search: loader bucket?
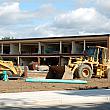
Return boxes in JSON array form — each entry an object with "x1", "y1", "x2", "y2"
[
  {"x1": 62, "y1": 65, "x2": 73, "y2": 79},
  {"x1": 46, "y1": 66, "x2": 65, "y2": 79},
  {"x1": 46, "y1": 66, "x2": 73, "y2": 79}
]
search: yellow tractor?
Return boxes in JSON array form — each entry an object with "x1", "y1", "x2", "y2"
[
  {"x1": 0, "y1": 60, "x2": 24, "y2": 78},
  {"x1": 46, "y1": 46, "x2": 110, "y2": 80}
]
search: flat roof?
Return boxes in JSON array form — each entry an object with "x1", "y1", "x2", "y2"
[{"x1": 0, "y1": 34, "x2": 109, "y2": 44}]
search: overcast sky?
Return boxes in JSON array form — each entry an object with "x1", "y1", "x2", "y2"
[{"x1": 0, "y1": 0, "x2": 110, "y2": 39}]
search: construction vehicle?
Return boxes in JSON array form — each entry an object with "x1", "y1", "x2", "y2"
[
  {"x1": 28, "y1": 61, "x2": 49, "y2": 71},
  {"x1": 0, "y1": 60, "x2": 24, "y2": 78},
  {"x1": 46, "y1": 46, "x2": 110, "y2": 80}
]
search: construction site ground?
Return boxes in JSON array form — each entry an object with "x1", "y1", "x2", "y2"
[{"x1": 0, "y1": 72, "x2": 110, "y2": 93}]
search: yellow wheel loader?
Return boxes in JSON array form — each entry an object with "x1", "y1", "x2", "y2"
[
  {"x1": 0, "y1": 60, "x2": 24, "y2": 78},
  {"x1": 46, "y1": 46, "x2": 110, "y2": 80}
]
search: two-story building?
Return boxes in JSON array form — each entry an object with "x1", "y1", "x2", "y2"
[{"x1": 0, "y1": 34, "x2": 109, "y2": 66}]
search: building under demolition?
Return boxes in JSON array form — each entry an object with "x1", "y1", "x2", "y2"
[{"x1": 0, "y1": 34, "x2": 110, "y2": 66}]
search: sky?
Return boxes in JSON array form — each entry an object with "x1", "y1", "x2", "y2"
[{"x1": 0, "y1": 0, "x2": 110, "y2": 39}]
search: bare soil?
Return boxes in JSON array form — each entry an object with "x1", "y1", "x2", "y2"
[{"x1": 0, "y1": 73, "x2": 110, "y2": 93}]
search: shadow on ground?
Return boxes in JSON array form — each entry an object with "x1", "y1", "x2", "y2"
[
  {"x1": 0, "y1": 102, "x2": 110, "y2": 110},
  {"x1": 0, "y1": 89, "x2": 110, "y2": 109},
  {"x1": 56, "y1": 89, "x2": 110, "y2": 97}
]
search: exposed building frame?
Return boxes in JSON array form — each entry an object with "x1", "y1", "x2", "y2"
[{"x1": 0, "y1": 34, "x2": 109, "y2": 66}]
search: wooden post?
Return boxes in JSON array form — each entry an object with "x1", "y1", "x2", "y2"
[
  {"x1": 19, "y1": 43, "x2": 21, "y2": 54},
  {"x1": 17, "y1": 56, "x2": 20, "y2": 66},
  {"x1": 59, "y1": 41, "x2": 62, "y2": 54},
  {"x1": 59, "y1": 57, "x2": 61, "y2": 66},
  {"x1": 38, "y1": 42, "x2": 41, "y2": 54},
  {"x1": 1, "y1": 43, "x2": 3, "y2": 54},
  {"x1": 83, "y1": 40, "x2": 86, "y2": 51},
  {"x1": 10, "y1": 44, "x2": 12, "y2": 54},
  {"x1": 38, "y1": 57, "x2": 40, "y2": 65},
  {"x1": 24, "y1": 66, "x2": 28, "y2": 78},
  {"x1": 71, "y1": 41, "x2": 76, "y2": 54}
]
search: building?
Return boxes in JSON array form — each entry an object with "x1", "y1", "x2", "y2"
[{"x1": 0, "y1": 34, "x2": 110, "y2": 66}]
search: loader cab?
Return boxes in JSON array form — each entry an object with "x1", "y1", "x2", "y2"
[
  {"x1": 86, "y1": 46, "x2": 108, "y2": 64},
  {"x1": 86, "y1": 46, "x2": 98, "y2": 62},
  {"x1": 98, "y1": 47, "x2": 108, "y2": 64}
]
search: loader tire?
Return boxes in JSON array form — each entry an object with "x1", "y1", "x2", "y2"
[
  {"x1": 7, "y1": 71, "x2": 13, "y2": 77},
  {"x1": 78, "y1": 64, "x2": 93, "y2": 80}
]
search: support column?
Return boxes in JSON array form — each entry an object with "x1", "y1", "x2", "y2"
[
  {"x1": 38, "y1": 57, "x2": 40, "y2": 65},
  {"x1": 83, "y1": 40, "x2": 86, "y2": 51},
  {"x1": 59, "y1": 41, "x2": 62, "y2": 54},
  {"x1": 19, "y1": 43, "x2": 21, "y2": 54},
  {"x1": 107, "y1": 36, "x2": 110, "y2": 62},
  {"x1": 38, "y1": 42, "x2": 41, "y2": 54},
  {"x1": 71, "y1": 41, "x2": 76, "y2": 54},
  {"x1": 60, "y1": 57, "x2": 65, "y2": 66},
  {"x1": 1, "y1": 43, "x2": 3, "y2": 54},
  {"x1": 10, "y1": 44, "x2": 12, "y2": 54},
  {"x1": 59, "y1": 57, "x2": 61, "y2": 66},
  {"x1": 17, "y1": 56, "x2": 20, "y2": 66}
]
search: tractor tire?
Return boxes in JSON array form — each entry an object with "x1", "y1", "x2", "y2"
[{"x1": 78, "y1": 64, "x2": 93, "y2": 80}]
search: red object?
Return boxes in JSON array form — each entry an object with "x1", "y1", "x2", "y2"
[{"x1": 24, "y1": 66, "x2": 28, "y2": 78}]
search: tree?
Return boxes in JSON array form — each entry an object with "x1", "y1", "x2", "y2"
[{"x1": 2, "y1": 36, "x2": 15, "y2": 40}]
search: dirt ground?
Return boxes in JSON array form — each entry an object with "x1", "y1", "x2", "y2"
[{"x1": 0, "y1": 73, "x2": 110, "y2": 93}]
